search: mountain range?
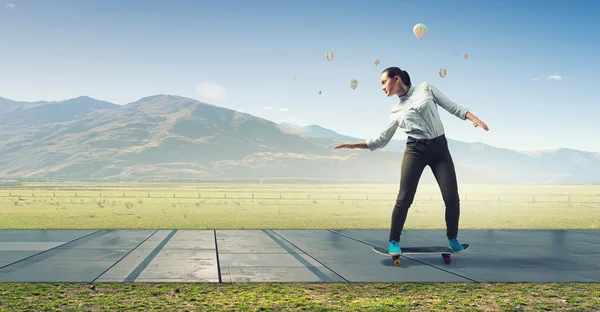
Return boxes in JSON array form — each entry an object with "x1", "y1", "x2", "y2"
[{"x1": 1, "y1": 95, "x2": 599, "y2": 184}]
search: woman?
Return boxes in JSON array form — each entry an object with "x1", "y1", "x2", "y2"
[{"x1": 334, "y1": 67, "x2": 489, "y2": 255}]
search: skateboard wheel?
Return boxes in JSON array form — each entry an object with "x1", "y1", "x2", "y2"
[
  {"x1": 441, "y1": 254, "x2": 451, "y2": 264},
  {"x1": 393, "y1": 258, "x2": 401, "y2": 266}
]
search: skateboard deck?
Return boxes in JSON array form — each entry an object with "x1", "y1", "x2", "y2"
[{"x1": 372, "y1": 244, "x2": 469, "y2": 266}]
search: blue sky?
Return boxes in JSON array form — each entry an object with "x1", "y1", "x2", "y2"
[{"x1": 1, "y1": 0, "x2": 599, "y2": 152}]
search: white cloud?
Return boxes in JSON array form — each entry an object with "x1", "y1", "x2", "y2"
[
  {"x1": 533, "y1": 75, "x2": 563, "y2": 81},
  {"x1": 196, "y1": 82, "x2": 226, "y2": 100},
  {"x1": 235, "y1": 108, "x2": 246, "y2": 113},
  {"x1": 263, "y1": 106, "x2": 288, "y2": 111},
  {"x1": 5, "y1": 2, "x2": 15, "y2": 8}
]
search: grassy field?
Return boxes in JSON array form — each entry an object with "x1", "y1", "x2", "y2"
[
  {"x1": 0, "y1": 282, "x2": 599, "y2": 311},
  {"x1": 1, "y1": 183, "x2": 599, "y2": 229}
]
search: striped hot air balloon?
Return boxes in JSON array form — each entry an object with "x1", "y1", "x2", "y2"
[
  {"x1": 413, "y1": 23, "x2": 427, "y2": 40},
  {"x1": 438, "y1": 68, "x2": 447, "y2": 78},
  {"x1": 349, "y1": 79, "x2": 358, "y2": 90},
  {"x1": 325, "y1": 52, "x2": 333, "y2": 61}
]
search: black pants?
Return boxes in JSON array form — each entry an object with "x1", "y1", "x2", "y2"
[{"x1": 389, "y1": 134, "x2": 460, "y2": 242}]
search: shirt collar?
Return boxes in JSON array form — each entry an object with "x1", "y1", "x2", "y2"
[{"x1": 398, "y1": 86, "x2": 414, "y2": 101}]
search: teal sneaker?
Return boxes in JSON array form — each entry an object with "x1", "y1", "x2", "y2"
[
  {"x1": 388, "y1": 240, "x2": 401, "y2": 255},
  {"x1": 448, "y1": 237, "x2": 465, "y2": 252}
]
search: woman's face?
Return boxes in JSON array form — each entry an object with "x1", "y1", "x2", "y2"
[{"x1": 380, "y1": 72, "x2": 401, "y2": 97}]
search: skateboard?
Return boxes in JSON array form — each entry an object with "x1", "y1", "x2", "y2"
[{"x1": 372, "y1": 244, "x2": 469, "y2": 266}]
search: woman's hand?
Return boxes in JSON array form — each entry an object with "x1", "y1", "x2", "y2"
[
  {"x1": 466, "y1": 112, "x2": 489, "y2": 131},
  {"x1": 472, "y1": 118, "x2": 489, "y2": 131}
]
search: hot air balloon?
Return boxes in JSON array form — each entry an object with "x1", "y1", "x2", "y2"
[
  {"x1": 463, "y1": 54, "x2": 468, "y2": 60},
  {"x1": 292, "y1": 75, "x2": 296, "y2": 80},
  {"x1": 413, "y1": 23, "x2": 427, "y2": 40},
  {"x1": 373, "y1": 58, "x2": 380, "y2": 66},
  {"x1": 318, "y1": 90, "x2": 322, "y2": 95},
  {"x1": 438, "y1": 68, "x2": 447, "y2": 78},
  {"x1": 325, "y1": 52, "x2": 333, "y2": 61},
  {"x1": 349, "y1": 79, "x2": 358, "y2": 90}
]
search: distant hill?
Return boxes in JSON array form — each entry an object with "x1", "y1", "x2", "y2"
[
  {"x1": 0, "y1": 94, "x2": 598, "y2": 184},
  {"x1": 0, "y1": 96, "x2": 119, "y2": 126}
]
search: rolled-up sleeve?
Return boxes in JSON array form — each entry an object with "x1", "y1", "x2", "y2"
[
  {"x1": 366, "y1": 118, "x2": 398, "y2": 151},
  {"x1": 427, "y1": 83, "x2": 469, "y2": 120}
]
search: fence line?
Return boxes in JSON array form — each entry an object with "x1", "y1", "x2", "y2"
[
  {"x1": 2, "y1": 189, "x2": 599, "y2": 197},
  {"x1": 2, "y1": 191, "x2": 600, "y2": 204}
]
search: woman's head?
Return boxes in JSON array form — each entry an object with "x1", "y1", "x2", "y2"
[{"x1": 380, "y1": 67, "x2": 411, "y2": 97}]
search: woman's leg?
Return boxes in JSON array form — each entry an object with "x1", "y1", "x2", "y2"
[
  {"x1": 428, "y1": 137, "x2": 464, "y2": 250},
  {"x1": 389, "y1": 143, "x2": 428, "y2": 245}
]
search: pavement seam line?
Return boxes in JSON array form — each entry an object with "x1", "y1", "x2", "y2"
[
  {"x1": 214, "y1": 230, "x2": 222, "y2": 283},
  {"x1": 123, "y1": 230, "x2": 177, "y2": 282},
  {"x1": 327, "y1": 230, "x2": 479, "y2": 283},
  {"x1": 270, "y1": 230, "x2": 349, "y2": 283},
  {"x1": 91, "y1": 230, "x2": 159, "y2": 283},
  {"x1": 262, "y1": 230, "x2": 336, "y2": 282},
  {"x1": 0, "y1": 230, "x2": 108, "y2": 270}
]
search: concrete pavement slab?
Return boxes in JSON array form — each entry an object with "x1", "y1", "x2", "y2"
[
  {"x1": 216, "y1": 230, "x2": 345, "y2": 282},
  {"x1": 128, "y1": 230, "x2": 219, "y2": 282},
  {"x1": 0, "y1": 230, "x2": 599, "y2": 283}
]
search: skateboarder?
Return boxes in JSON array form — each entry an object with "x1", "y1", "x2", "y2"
[{"x1": 334, "y1": 67, "x2": 489, "y2": 255}]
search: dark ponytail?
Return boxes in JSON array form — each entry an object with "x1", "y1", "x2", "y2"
[
  {"x1": 400, "y1": 70, "x2": 411, "y2": 87},
  {"x1": 382, "y1": 67, "x2": 412, "y2": 87}
]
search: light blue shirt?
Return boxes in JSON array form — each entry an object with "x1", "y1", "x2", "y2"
[{"x1": 366, "y1": 82, "x2": 470, "y2": 151}]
